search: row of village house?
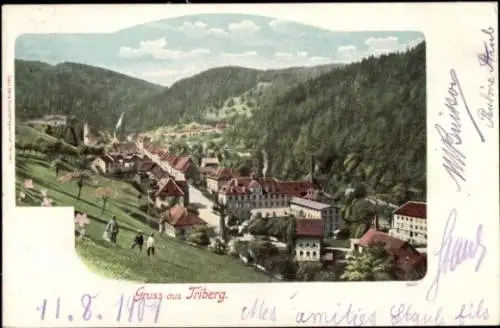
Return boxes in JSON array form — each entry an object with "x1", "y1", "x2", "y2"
[{"x1": 90, "y1": 140, "x2": 427, "y2": 271}]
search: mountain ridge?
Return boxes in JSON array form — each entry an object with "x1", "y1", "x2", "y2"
[{"x1": 15, "y1": 59, "x2": 341, "y2": 131}]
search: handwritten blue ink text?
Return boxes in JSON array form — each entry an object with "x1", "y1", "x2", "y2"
[
  {"x1": 390, "y1": 303, "x2": 445, "y2": 326},
  {"x1": 455, "y1": 298, "x2": 489, "y2": 325},
  {"x1": 477, "y1": 27, "x2": 496, "y2": 129},
  {"x1": 295, "y1": 303, "x2": 377, "y2": 326},
  {"x1": 241, "y1": 298, "x2": 276, "y2": 321},
  {"x1": 426, "y1": 209, "x2": 487, "y2": 301}
]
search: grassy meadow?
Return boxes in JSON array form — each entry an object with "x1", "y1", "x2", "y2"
[{"x1": 15, "y1": 126, "x2": 274, "y2": 283}]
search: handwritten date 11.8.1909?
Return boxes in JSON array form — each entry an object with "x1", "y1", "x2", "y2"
[{"x1": 36, "y1": 293, "x2": 162, "y2": 323}]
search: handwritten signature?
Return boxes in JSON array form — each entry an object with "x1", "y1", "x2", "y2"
[
  {"x1": 390, "y1": 304, "x2": 445, "y2": 326},
  {"x1": 435, "y1": 70, "x2": 467, "y2": 192},
  {"x1": 426, "y1": 209, "x2": 487, "y2": 301},
  {"x1": 477, "y1": 27, "x2": 496, "y2": 129},
  {"x1": 478, "y1": 27, "x2": 496, "y2": 73},
  {"x1": 435, "y1": 69, "x2": 488, "y2": 192}
]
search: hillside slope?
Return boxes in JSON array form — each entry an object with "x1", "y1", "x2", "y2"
[
  {"x1": 226, "y1": 43, "x2": 427, "y2": 204},
  {"x1": 15, "y1": 154, "x2": 274, "y2": 283},
  {"x1": 15, "y1": 60, "x2": 340, "y2": 132},
  {"x1": 15, "y1": 60, "x2": 165, "y2": 131},
  {"x1": 126, "y1": 63, "x2": 342, "y2": 129}
]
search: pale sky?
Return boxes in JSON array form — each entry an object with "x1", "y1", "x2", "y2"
[{"x1": 12, "y1": 7, "x2": 424, "y2": 86}]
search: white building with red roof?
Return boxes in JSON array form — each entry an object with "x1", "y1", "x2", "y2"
[
  {"x1": 294, "y1": 219, "x2": 324, "y2": 262},
  {"x1": 352, "y1": 227, "x2": 427, "y2": 279},
  {"x1": 218, "y1": 173, "x2": 322, "y2": 211},
  {"x1": 154, "y1": 178, "x2": 187, "y2": 209},
  {"x1": 289, "y1": 197, "x2": 342, "y2": 239},
  {"x1": 162, "y1": 204, "x2": 208, "y2": 238},
  {"x1": 389, "y1": 201, "x2": 427, "y2": 245},
  {"x1": 206, "y1": 167, "x2": 239, "y2": 194}
]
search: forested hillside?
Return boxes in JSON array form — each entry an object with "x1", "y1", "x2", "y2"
[
  {"x1": 15, "y1": 60, "x2": 165, "y2": 130},
  {"x1": 225, "y1": 43, "x2": 427, "y2": 205},
  {"x1": 128, "y1": 64, "x2": 341, "y2": 129},
  {"x1": 15, "y1": 60, "x2": 340, "y2": 132}
]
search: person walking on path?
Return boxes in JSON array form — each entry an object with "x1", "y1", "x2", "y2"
[
  {"x1": 106, "y1": 216, "x2": 120, "y2": 244},
  {"x1": 146, "y1": 233, "x2": 156, "y2": 257},
  {"x1": 131, "y1": 230, "x2": 144, "y2": 252}
]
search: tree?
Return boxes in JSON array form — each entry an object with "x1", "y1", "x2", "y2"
[
  {"x1": 51, "y1": 157, "x2": 64, "y2": 176},
  {"x1": 296, "y1": 262, "x2": 323, "y2": 281},
  {"x1": 341, "y1": 245, "x2": 395, "y2": 281},
  {"x1": 45, "y1": 124, "x2": 53, "y2": 136},
  {"x1": 209, "y1": 237, "x2": 227, "y2": 255},
  {"x1": 58, "y1": 170, "x2": 93, "y2": 201},
  {"x1": 316, "y1": 270, "x2": 338, "y2": 281},
  {"x1": 247, "y1": 217, "x2": 267, "y2": 235},
  {"x1": 95, "y1": 187, "x2": 116, "y2": 214},
  {"x1": 285, "y1": 216, "x2": 297, "y2": 254},
  {"x1": 66, "y1": 115, "x2": 80, "y2": 146},
  {"x1": 249, "y1": 241, "x2": 279, "y2": 265},
  {"x1": 189, "y1": 143, "x2": 204, "y2": 166},
  {"x1": 351, "y1": 199, "x2": 378, "y2": 223},
  {"x1": 187, "y1": 225, "x2": 216, "y2": 246},
  {"x1": 275, "y1": 256, "x2": 297, "y2": 280},
  {"x1": 212, "y1": 195, "x2": 228, "y2": 242},
  {"x1": 228, "y1": 239, "x2": 250, "y2": 257}
]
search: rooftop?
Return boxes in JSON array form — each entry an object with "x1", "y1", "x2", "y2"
[
  {"x1": 155, "y1": 178, "x2": 185, "y2": 198},
  {"x1": 357, "y1": 229, "x2": 407, "y2": 249},
  {"x1": 394, "y1": 201, "x2": 427, "y2": 219},
  {"x1": 166, "y1": 205, "x2": 208, "y2": 227},
  {"x1": 201, "y1": 157, "x2": 220, "y2": 164},
  {"x1": 296, "y1": 219, "x2": 324, "y2": 237},
  {"x1": 290, "y1": 197, "x2": 331, "y2": 210},
  {"x1": 208, "y1": 167, "x2": 239, "y2": 180}
]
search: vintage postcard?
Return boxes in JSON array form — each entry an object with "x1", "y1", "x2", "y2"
[{"x1": 2, "y1": 3, "x2": 499, "y2": 327}]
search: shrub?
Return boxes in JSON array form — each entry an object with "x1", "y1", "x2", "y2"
[
  {"x1": 187, "y1": 225, "x2": 215, "y2": 246},
  {"x1": 296, "y1": 262, "x2": 324, "y2": 281},
  {"x1": 209, "y1": 237, "x2": 227, "y2": 255}
]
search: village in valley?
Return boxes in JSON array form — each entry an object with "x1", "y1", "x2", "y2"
[
  {"x1": 14, "y1": 17, "x2": 426, "y2": 283},
  {"x1": 16, "y1": 111, "x2": 427, "y2": 282}
]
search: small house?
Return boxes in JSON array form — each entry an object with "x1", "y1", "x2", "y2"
[
  {"x1": 198, "y1": 166, "x2": 216, "y2": 181},
  {"x1": 154, "y1": 178, "x2": 186, "y2": 209},
  {"x1": 91, "y1": 154, "x2": 117, "y2": 173},
  {"x1": 172, "y1": 156, "x2": 198, "y2": 181},
  {"x1": 294, "y1": 219, "x2": 324, "y2": 262},
  {"x1": 162, "y1": 204, "x2": 208, "y2": 238},
  {"x1": 389, "y1": 201, "x2": 427, "y2": 246},
  {"x1": 206, "y1": 167, "x2": 239, "y2": 194},
  {"x1": 201, "y1": 157, "x2": 220, "y2": 168},
  {"x1": 122, "y1": 154, "x2": 142, "y2": 170},
  {"x1": 354, "y1": 228, "x2": 426, "y2": 279}
]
